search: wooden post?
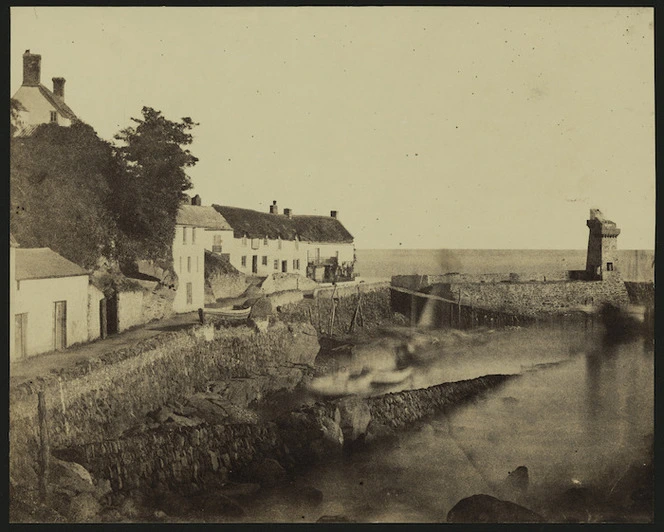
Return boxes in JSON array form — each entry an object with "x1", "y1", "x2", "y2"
[
  {"x1": 457, "y1": 289, "x2": 462, "y2": 328},
  {"x1": 329, "y1": 286, "x2": 338, "y2": 335},
  {"x1": 38, "y1": 390, "x2": 50, "y2": 499},
  {"x1": 410, "y1": 293, "x2": 416, "y2": 327}
]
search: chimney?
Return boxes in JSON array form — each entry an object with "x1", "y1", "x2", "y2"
[
  {"x1": 284, "y1": 208, "x2": 293, "y2": 218},
  {"x1": 52, "y1": 77, "x2": 66, "y2": 100},
  {"x1": 330, "y1": 210, "x2": 338, "y2": 219},
  {"x1": 269, "y1": 200, "x2": 279, "y2": 215},
  {"x1": 191, "y1": 194, "x2": 202, "y2": 206},
  {"x1": 23, "y1": 50, "x2": 41, "y2": 86}
]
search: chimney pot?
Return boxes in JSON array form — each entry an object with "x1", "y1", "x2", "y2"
[
  {"x1": 284, "y1": 208, "x2": 292, "y2": 218},
  {"x1": 52, "y1": 77, "x2": 66, "y2": 100},
  {"x1": 269, "y1": 201, "x2": 279, "y2": 215},
  {"x1": 23, "y1": 50, "x2": 41, "y2": 86},
  {"x1": 191, "y1": 194, "x2": 202, "y2": 206}
]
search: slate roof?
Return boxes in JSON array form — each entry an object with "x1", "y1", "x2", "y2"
[
  {"x1": 176, "y1": 205, "x2": 232, "y2": 230},
  {"x1": 213, "y1": 205, "x2": 354, "y2": 243},
  {"x1": 10, "y1": 233, "x2": 20, "y2": 247},
  {"x1": 15, "y1": 248, "x2": 88, "y2": 281},
  {"x1": 37, "y1": 84, "x2": 78, "y2": 120}
]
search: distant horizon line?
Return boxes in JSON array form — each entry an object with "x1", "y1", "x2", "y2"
[{"x1": 355, "y1": 247, "x2": 655, "y2": 252}]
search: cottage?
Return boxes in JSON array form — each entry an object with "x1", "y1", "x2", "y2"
[
  {"x1": 12, "y1": 247, "x2": 99, "y2": 360},
  {"x1": 12, "y1": 50, "x2": 78, "y2": 135},
  {"x1": 173, "y1": 199, "x2": 233, "y2": 312},
  {"x1": 212, "y1": 201, "x2": 355, "y2": 282}
]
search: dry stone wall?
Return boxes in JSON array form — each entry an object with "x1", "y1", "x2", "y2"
[{"x1": 69, "y1": 374, "x2": 513, "y2": 493}]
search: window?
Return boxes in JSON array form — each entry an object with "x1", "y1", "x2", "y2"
[
  {"x1": 183, "y1": 227, "x2": 188, "y2": 245},
  {"x1": 262, "y1": 256, "x2": 268, "y2": 266},
  {"x1": 274, "y1": 259, "x2": 279, "y2": 270},
  {"x1": 263, "y1": 237, "x2": 268, "y2": 246},
  {"x1": 606, "y1": 262, "x2": 614, "y2": 271},
  {"x1": 187, "y1": 256, "x2": 191, "y2": 273},
  {"x1": 241, "y1": 256, "x2": 247, "y2": 267},
  {"x1": 242, "y1": 235, "x2": 248, "y2": 247},
  {"x1": 212, "y1": 235, "x2": 223, "y2": 253},
  {"x1": 50, "y1": 111, "x2": 57, "y2": 123},
  {"x1": 251, "y1": 238, "x2": 260, "y2": 250},
  {"x1": 296, "y1": 259, "x2": 300, "y2": 270},
  {"x1": 192, "y1": 227, "x2": 196, "y2": 244},
  {"x1": 278, "y1": 238, "x2": 282, "y2": 250}
]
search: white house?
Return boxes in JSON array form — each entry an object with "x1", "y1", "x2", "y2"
[
  {"x1": 12, "y1": 247, "x2": 94, "y2": 360},
  {"x1": 173, "y1": 201, "x2": 232, "y2": 313},
  {"x1": 12, "y1": 50, "x2": 78, "y2": 135},
  {"x1": 212, "y1": 201, "x2": 356, "y2": 282}
]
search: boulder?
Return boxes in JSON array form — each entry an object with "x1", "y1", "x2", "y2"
[
  {"x1": 67, "y1": 492, "x2": 101, "y2": 522},
  {"x1": 49, "y1": 458, "x2": 95, "y2": 495},
  {"x1": 336, "y1": 396, "x2": 372, "y2": 443},
  {"x1": 447, "y1": 494, "x2": 543, "y2": 523}
]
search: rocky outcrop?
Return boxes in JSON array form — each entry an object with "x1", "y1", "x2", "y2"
[{"x1": 447, "y1": 494, "x2": 543, "y2": 523}]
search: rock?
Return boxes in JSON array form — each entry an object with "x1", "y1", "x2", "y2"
[
  {"x1": 153, "y1": 509, "x2": 168, "y2": 520},
  {"x1": 49, "y1": 458, "x2": 95, "y2": 495},
  {"x1": 507, "y1": 466, "x2": 529, "y2": 492},
  {"x1": 244, "y1": 458, "x2": 288, "y2": 487},
  {"x1": 551, "y1": 487, "x2": 601, "y2": 523},
  {"x1": 447, "y1": 494, "x2": 543, "y2": 523},
  {"x1": 251, "y1": 318, "x2": 270, "y2": 333},
  {"x1": 93, "y1": 478, "x2": 113, "y2": 500},
  {"x1": 67, "y1": 492, "x2": 101, "y2": 522},
  {"x1": 118, "y1": 496, "x2": 144, "y2": 519},
  {"x1": 336, "y1": 396, "x2": 372, "y2": 443},
  {"x1": 250, "y1": 297, "x2": 273, "y2": 319},
  {"x1": 155, "y1": 490, "x2": 193, "y2": 516}
]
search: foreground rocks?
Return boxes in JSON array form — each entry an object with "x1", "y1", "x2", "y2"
[{"x1": 447, "y1": 494, "x2": 543, "y2": 523}]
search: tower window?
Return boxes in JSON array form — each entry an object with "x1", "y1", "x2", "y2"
[
  {"x1": 606, "y1": 262, "x2": 614, "y2": 271},
  {"x1": 50, "y1": 111, "x2": 58, "y2": 123}
]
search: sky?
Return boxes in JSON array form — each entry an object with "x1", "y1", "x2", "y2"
[{"x1": 10, "y1": 7, "x2": 655, "y2": 250}]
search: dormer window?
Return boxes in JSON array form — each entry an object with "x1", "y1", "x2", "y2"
[
  {"x1": 242, "y1": 235, "x2": 248, "y2": 247},
  {"x1": 263, "y1": 237, "x2": 268, "y2": 247},
  {"x1": 50, "y1": 111, "x2": 58, "y2": 123}
]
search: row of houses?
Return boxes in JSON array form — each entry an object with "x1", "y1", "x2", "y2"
[{"x1": 10, "y1": 50, "x2": 357, "y2": 360}]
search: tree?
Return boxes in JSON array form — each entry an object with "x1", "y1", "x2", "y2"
[
  {"x1": 10, "y1": 121, "x2": 120, "y2": 269},
  {"x1": 110, "y1": 107, "x2": 199, "y2": 263},
  {"x1": 10, "y1": 98, "x2": 26, "y2": 137}
]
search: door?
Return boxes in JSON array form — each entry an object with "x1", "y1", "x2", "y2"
[
  {"x1": 252, "y1": 255, "x2": 258, "y2": 274},
  {"x1": 282, "y1": 260, "x2": 288, "y2": 273},
  {"x1": 54, "y1": 301, "x2": 67, "y2": 351},
  {"x1": 107, "y1": 293, "x2": 118, "y2": 335},
  {"x1": 15, "y1": 313, "x2": 28, "y2": 359},
  {"x1": 99, "y1": 298, "x2": 108, "y2": 339},
  {"x1": 186, "y1": 282, "x2": 193, "y2": 306}
]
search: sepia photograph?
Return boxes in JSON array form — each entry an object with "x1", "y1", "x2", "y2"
[{"x1": 8, "y1": 4, "x2": 655, "y2": 524}]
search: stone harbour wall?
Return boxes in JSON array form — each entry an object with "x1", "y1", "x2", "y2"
[
  {"x1": 69, "y1": 374, "x2": 513, "y2": 493},
  {"x1": 9, "y1": 322, "x2": 319, "y2": 488},
  {"x1": 443, "y1": 279, "x2": 630, "y2": 317}
]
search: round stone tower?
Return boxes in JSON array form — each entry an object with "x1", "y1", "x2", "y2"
[{"x1": 585, "y1": 208, "x2": 621, "y2": 281}]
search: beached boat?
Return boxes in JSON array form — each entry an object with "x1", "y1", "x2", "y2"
[
  {"x1": 371, "y1": 366, "x2": 413, "y2": 385},
  {"x1": 204, "y1": 306, "x2": 251, "y2": 319}
]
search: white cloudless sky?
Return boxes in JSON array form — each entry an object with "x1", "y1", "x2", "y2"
[{"x1": 10, "y1": 6, "x2": 655, "y2": 250}]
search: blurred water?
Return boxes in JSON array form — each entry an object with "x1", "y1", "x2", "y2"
[{"x1": 216, "y1": 324, "x2": 655, "y2": 523}]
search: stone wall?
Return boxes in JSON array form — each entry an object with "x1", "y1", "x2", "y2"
[
  {"x1": 69, "y1": 374, "x2": 513, "y2": 493},
  {"x1": 206, "y1": 272, "x2": 248, "y2": 301},
  {"x1": 9, "y1": 322, "x2": 319, "y2": 489},
  {"x1": 437, "y1": 279, "x2": 630, "y2": 317},
  {"x1": 117, "y1": 290, "x2": 145, "y2": 332}
]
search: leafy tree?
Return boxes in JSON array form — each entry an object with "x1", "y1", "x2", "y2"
[
  {"x1": 10, "y1": 121, "x2": 120, "y2": 269},
  {"x1": 110, "y1": 107, "x2": 199, "y2": 263},
  {"x1": 10, "y1": 98, "x2": 25, "y2": 137}
]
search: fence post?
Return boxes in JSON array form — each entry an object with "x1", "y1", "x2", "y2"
[{"x1": 38, "y1": 390, "x2": 50, "y2": 500}]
